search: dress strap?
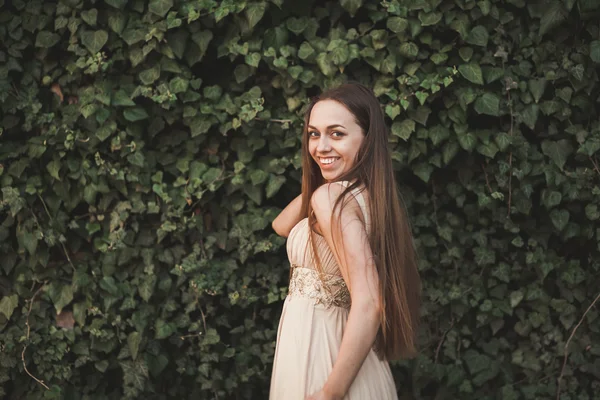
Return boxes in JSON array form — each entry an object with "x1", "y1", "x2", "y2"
[{"x1": 333, "y1": 181, "x2": 369, "y2": 229}]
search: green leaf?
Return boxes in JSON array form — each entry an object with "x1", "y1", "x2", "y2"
[
  {"x1": 286, "y1": 17, "x2": 307, "y2": 35},
  {"x1": 430, "y1": 52, "x2": 448, "y2": 65},
  {"x1": 112, "y1": 89, "x2": 136, "y2": 106},
  {"x1": 86, "y1": 222, "x2": 101, "y2": 235},
  {"x1": 474, "y1": 93, "x2": 501, "y2": 116},
  {"x1": 556, "y1": 87, "x2": 573, "y2": 103},
  {"x1": 120, "y1": 360, "x2": 149, "y2": 390},
  {"x1": 202, "y1": 328, "x2": 220, "y2": 345},
  {"x1": 521, "y1": 104, "x2": 539, "y2": 129},
  {"x1": 263, "y1": 26, "x2": 288, "y2": 50},
  {"x1": 477, "y1": 142, "x2": 499, "y2": 158},
  {"x1": 429, "y1": 125, "x2": 450, "y2": 146},
  {"x1": 245, "y1": 52, "x2": 261, "y2": 67},
  {"x1": 415, "y1": 91, "x2": 428, "y2": 105},
  {"x1": 20, "y1": 232, "x2": 38, "y2": 255},
  {"x1": 458, "y1": 63, "x2": 484, "y2": 85},
  {"x1": 155, "y1": 319, "x2": 175, "y2": 339},
  {"x1": 510, "y1": 290, "x2": 524, "y2": 308},
  {"x1": 52, "y1": 285, "x2": 74, "y2": 314},
  {"x1": 419, "y1": 11, "x2": 442, "y2": 26},
  {"x1": 590, "y1": 40, "x2": 600, "y2": 63},
  {"x1": 528, "y1": 79, "x2": 547, "y2": 103},
  {"x1": 139, "y1": 64, "x2": 161, "y2": 85},
  {"x1": 128, "y1": 152, "x2": 145, "y2": 167},
  {"x1": 55, "y1": 15, "x2": 69, "y2": 30},
  {"x1": 149, "y1": 0, "x2": 173, "y2": 17},
  {"x1": 8, "y1": 159, "x2": 28, "y2": 178},
  {"x1": 340, "y1": 0, "x2": 363, "y2": 15},
  {"x1": 100, "y1": 277, "x2": 119, "y2": 296},
  {"x1": 105, "y1": 0, "x2": 127, "y2": 8},
  {"x1": 138, "y1": 274, "x2": 156, "y2": 302},
  {"x1": 128, "y1": 332, "x2": 142, "y2": 360},
  {"x1": 541, "y1": 139, "x2": 573, "y2": 170},
  {"x1": 385, "y1": 104, "x2": 400, "y2": 120},
  {"x1": 494, "y1": 132, "x2": 511, "y2": 151},
  {"x1": 399, "y1": 42, "x2": 418, "y2": 58},
  {"x1": 266, "y1": 175, "x2": 286, "y2": 198},
  {"x1": 540, "y1": 100, "x2": 560, "y2": 115},
  {"x1": 108, "y1": 11, "x2": 126, "y2": 34},
  {"x1": 539, "y1": 1, "x2": 567, "y2": 36},
  {"x1": 413, "y1": 163, "x2": 434, "y2": 182},
  {"x1": 298, "y1": 42, "x2": 315, "y2": 60},
  {"x1": 46, "y1": 160, "x2": 61, "y2": 181},
  {"x1": 316, "y1": 53, "x2": 335, "y2": 77},
  {"x1": 450, "y1": 16, "x2": 469, "y2": 38},
  {"x1": 147, "y1": 354, "x2": 169, "y2": 377},
  {"x1": 459, "y1": 47, "x2": 473, "y2": 62},
  {"x1": 542, "y1": 189, "x2": 562, "y2": 208},
  {"x1": 457, "y1": 132, "x2": 477, "y2": 152},
  {"x1": 409, "y1": 106, "x2": 431, "y2": 126},
  {"x1": 123, "y1": 107, "x2": 149, "y2": 122},
  {"x1": 387, "y1": 17, "x2": 409, "y2": 33},
  {"x1": 464, "y1": 350, "x2": 493, "y2": 375},
  {"x1": 550, "y1": 208, "x2": 569, "y2": 231},
  {"x1": 35, "y1": 31, "x2": 60, "y2": 48},
  {"x1": 81, "y1": 30, "x2": 109, "y2": 54},
  {"x1": 442, "y1": 141, "x2": 459, "y2": 164},
  {"x1": 0, "y1": 294, "x2": 19, "y2": 320},
  {"x1": 169, "y1": 77, "x2": 189, "y2": 94},
  {"x1": 483, "y1": 67, "x2": 504, "y2": 84},
  {"x1": 81, "y1": 8, "x2": 98, "y2": 26},
  {"x1": 466, "y1": 26, "x2": 489, "y2": 47},
  {"x1": 478, "y1": 0, "x2": 492, "y2": 15},
  {"x1": 585, "y1": 204, "x2": 599, "y2": 220},
  {"x1": 246, "y1": 2, "x2": 266, "y2": 29},
  {"x1": 391, "y1": 120, "x2": 416, "y2": 141}
]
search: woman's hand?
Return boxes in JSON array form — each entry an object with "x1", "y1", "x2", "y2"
[{"x1": 306, "y1": 389, "x2": 341, "y2": 400}]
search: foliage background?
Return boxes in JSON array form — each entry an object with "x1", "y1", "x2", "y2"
[{"x1": 1, "y1": 0, "x2": 600, "y2": 399}]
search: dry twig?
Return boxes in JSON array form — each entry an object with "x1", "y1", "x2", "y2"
[
  {"x1": 556, "y1": 291, "x2": 600, "y2": 400},
  {"x1": 434, "y1": 319, "x2": 455, "y2": 363},
  {"x1": 506, "y1": 81, "x2": 515, "y2": 218},
  {"x1": 481, "y1": 163, "x2": 493, "y2": 194},
  {"x1": 21, "y1": 283, "x2": 50, "y2": 390},
  {"x1": 590, "y1": 156, "x2": 600, "y2": 176}
]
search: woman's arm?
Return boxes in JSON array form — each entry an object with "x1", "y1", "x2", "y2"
[
  {"x1": 271, "y1": 193, "x2": 303, "y2": 237},
  {"x1": 310, "y1": 183, "x2": 382, "y2": 399}
]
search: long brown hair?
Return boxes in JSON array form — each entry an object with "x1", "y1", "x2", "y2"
[{"x1": 299, "y1": 82, "x2": 421, "y2": 360}]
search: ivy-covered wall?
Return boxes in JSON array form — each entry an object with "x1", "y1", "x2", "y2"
[{"x1": 1, "y1": 0, "x2": 599, "y2": 399}]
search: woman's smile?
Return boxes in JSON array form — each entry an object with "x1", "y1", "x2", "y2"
[{"x1": 317, "y1": 156, "x2": 341, "y2": 169}]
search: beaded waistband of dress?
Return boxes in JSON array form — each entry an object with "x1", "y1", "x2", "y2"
[{"x1": 288, "y1": 265, "x2": 351, "y2": 309}]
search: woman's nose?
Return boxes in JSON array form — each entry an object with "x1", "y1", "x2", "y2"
[{"x1": 317, "y1": 136, "x2": 331, "y2": 152}]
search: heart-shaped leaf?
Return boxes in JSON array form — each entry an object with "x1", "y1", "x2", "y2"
[
  {"x1": 81, "y1": 30, "x2": 108, "y2": 54},
  {"x1": 541, "y1": 139, "x2": 573, "y2": 170},
  {"x1": 459, "y1": 63, "x2": 484, "y2": 85}
]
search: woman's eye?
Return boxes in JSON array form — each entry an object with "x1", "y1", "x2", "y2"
[
  {"x1": 332, "y1": 131, "x2": 345, "y2": 137},
  {"x1": 309, "y1": 131, "x2": 319, "y2": 137}
]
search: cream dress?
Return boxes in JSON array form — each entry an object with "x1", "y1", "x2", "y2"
[{"x1": 269, "y1": 181, "x2": 398, "y2": 400}]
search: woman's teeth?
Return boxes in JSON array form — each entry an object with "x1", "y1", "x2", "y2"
[{"x1": 320, "y1": 157, "x2": 339, "y2": 164}]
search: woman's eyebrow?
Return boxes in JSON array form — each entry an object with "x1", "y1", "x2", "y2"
[{"x1": 307, "y1": 124, "x2": 346, "y2": 130}]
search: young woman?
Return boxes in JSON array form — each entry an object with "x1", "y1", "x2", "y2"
[{"x1": 269, "y1": 83, "x2": 421, "y2": 400}]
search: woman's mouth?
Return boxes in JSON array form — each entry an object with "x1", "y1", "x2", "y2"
[{"x1": 318, "y1": 156, "x2": 340, "y2": 169}]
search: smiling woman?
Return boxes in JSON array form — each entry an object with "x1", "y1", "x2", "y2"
[
  {"x1": 307, "y1": 101, "x2": 365, "y2": 182},
  {"x1": 270, "y1": 83, "x2": 421, "y2": 400}
]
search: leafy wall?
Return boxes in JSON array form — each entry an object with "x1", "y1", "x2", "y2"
[{"x1": 1, "y1": 0, "x2": 599, "y2": 399}]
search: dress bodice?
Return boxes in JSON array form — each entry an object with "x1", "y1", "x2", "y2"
[{"x1": 285, "y1": 181, "x2": 370, "y2": 309}]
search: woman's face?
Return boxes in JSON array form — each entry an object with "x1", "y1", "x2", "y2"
[{"x1": 307, "y1": 100, "x2": 365, "y2": 182}]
